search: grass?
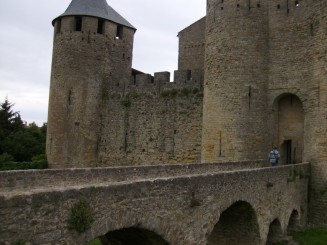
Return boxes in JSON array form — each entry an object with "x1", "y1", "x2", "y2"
[
  {"x1": 85, "y1": 238, "x2": 102, "y2": 245},
  {"x1": 291, "y1": 227, "x2": 327, "y2": 245}
]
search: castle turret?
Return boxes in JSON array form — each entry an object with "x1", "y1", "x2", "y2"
[
  {"x1": 47, "y1": 0, "x2": 136, "y2": 168},
  {"x1": 202, "y1": 0, "x2": 269, "y2": 162}
]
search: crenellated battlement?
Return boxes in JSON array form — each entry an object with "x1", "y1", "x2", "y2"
[
  {"x1": 107, "y1": 69, "x2": 204, "y2": 96},
  {"x1": 206, "y1": 0, "x2": 315, "y2": 21}
]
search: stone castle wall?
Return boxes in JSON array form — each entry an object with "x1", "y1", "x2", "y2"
[
  {"x1": 178, "y1": 17, "x2": 206, "y2": 71},
  {"x1": 98, "y1": 73, "x2": 204, "y2": 166},
  {"x1": 201, "y1": 0, "x2": 326, "y2": 224},
  {"x1": 266, "y1": 0, "x2": 327, "y2": 225}
]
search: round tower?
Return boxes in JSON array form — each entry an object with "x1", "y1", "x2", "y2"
[
  {"x1": 202, "y1": 0, "x2": 270, "y2": 162},
  {"x1": 47, "y1": 0, "x2": 136, "y2": 168}
]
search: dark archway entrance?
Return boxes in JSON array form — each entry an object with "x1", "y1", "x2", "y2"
[
  {"x1": 207, "y1": 201, "x2": 261, "y2": 245},
  {"x1": 274, "y1": 94, "x2": 304, "y2": 164},
  {"x1": 98, "y1": 227, "x2": 169, "y2": 245}
]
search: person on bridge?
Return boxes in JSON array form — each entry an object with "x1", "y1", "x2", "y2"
[{"x1": 268, "y1": 146, "x2": 280, "y2": 166}]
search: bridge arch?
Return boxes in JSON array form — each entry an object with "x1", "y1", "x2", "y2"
[
  {"x1": 270, "y1": 93, "x2": 304, "y2": 164},
  {"x1": 287, "y1": 209, "x2": 301, "y2": 232},
  {"x1": 96, "y1": 227, "x2": 169, "y2": 245},
  {"x1": 207, "y1": 200, "x2": 260, "y2": 245},
  {"x1": 266, "y1": 219, "x2": 283, "y2": 245},
  {"x1": 87, "y1": 212, "x2": 172, "y2": 245}
]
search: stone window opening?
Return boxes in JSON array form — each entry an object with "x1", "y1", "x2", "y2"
[
  {"x1": 116, "y1": 25, "x2": 123, "y2": 39},
  {"x1": 75, "y1": 16, "x2": 82, "y2": 31},
  {"x1": 97, "y1": 19, "x2": 105, "y2": 34},
  {"x1": 277, "y1": 4, "x2": 281, "y2": 9}
]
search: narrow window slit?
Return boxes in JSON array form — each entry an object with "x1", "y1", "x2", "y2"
[
  {"x1": 116, "y1": 25, "x2": 123, "y2": 39},
  {"x1": 75, "y1": 16, "x2": 82, "y2": 31},
  {"x1": 68, "y1": 89, "x2": 72, "y2": 105},
  {"x1": 97, "y1": 19, "x2": 104, "y2": 34}
]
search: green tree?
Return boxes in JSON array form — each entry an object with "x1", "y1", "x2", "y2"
[
  {"x1": 0, "y1": 99, "x2": 47, "y2": 162},
  {"x1": 0, "y1": 99, "x2": 25, "y2": 156}
]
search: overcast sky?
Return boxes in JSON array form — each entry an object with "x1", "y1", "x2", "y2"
[{"x1": 0, "y1": 0, "x2": 206, "y2": 126}]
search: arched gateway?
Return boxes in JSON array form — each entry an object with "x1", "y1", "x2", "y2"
[{"x1": 271, "y1": 94, "x2": 304, "y2": 164}]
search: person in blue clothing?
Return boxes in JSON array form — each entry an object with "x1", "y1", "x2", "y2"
[{"x1": 268, "y1": 146, "x2": 280, "y2": 166}]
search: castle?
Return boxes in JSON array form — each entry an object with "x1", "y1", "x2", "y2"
[{"x1": 47, "y1": 0, "x2": 326, "y2": 226}]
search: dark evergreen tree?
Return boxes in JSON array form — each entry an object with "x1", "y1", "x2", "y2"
[
  {"x1": 0, "y1": 99, "x2": 24, "y2": 156},
  {"x1": 0, "y1": 99, "x2": 46, "y2": 162}
]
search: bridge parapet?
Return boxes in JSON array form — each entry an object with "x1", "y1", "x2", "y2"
[
  {"x1": 0, "y1": 160, "x2": 265, "y2": 193},
  {"x1": 0, "y1": 163, "x2": 310, "y2": 244}
]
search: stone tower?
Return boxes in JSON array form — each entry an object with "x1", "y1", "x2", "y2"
[
  {"x1": 47, "y1": 0, "x2": 136, "y2": 168},
  {"x1": 202, "y1": 0, "x2": 327, "y2": 224},
  {"x1": 202, "y1": 0, "x2": 270, "y2": 163}
]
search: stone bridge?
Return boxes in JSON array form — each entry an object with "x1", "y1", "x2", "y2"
[{"x1": 0, "y1": 161, "x2": 309, "y2": 245}]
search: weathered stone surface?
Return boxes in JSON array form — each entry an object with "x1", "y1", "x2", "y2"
[
  {"x1": 45, "y1": 0, "x2": 327, "y2": 232},
  {"x1": 0, "y1": 163, "x2": 310, "y2": 245}
]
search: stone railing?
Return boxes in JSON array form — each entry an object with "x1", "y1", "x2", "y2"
[{"x1": 0, "y1": 160, "x2": 267, "y2": 192}]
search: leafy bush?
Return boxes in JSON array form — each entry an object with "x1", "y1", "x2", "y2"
[
  {"x1": 67, "y1": 200, "x2": 94, "y2": 233},
  {"x1": 14, "y1": 240, "x2": 25, "y2": 245},
  {"x1": 0, "y1": 159, "x2": 48, "y2": 171},
  {"x1": 0, "y1": 152, "x2": 14, "y2": 162},
  {"x1": 192, "y1": 88, "x2": 199, "y2": 94},
  {"x1": 121, "y1": 99, "x2": 132, "y2": 108},
  {"x1": 180, "y1": 88, "x2": 191, "y2": 97},
  {"x1": 31, "y1": 154, "x2": 47, "y2": 162}
]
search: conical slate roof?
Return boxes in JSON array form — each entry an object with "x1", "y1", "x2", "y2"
[{"x1": 53, "y1": 0, "x2": 135, "y2": 30}]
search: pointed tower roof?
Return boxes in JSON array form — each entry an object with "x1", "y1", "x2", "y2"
[{"x1": 53, "y1": 0, "x2": 136, "y2": 30}]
